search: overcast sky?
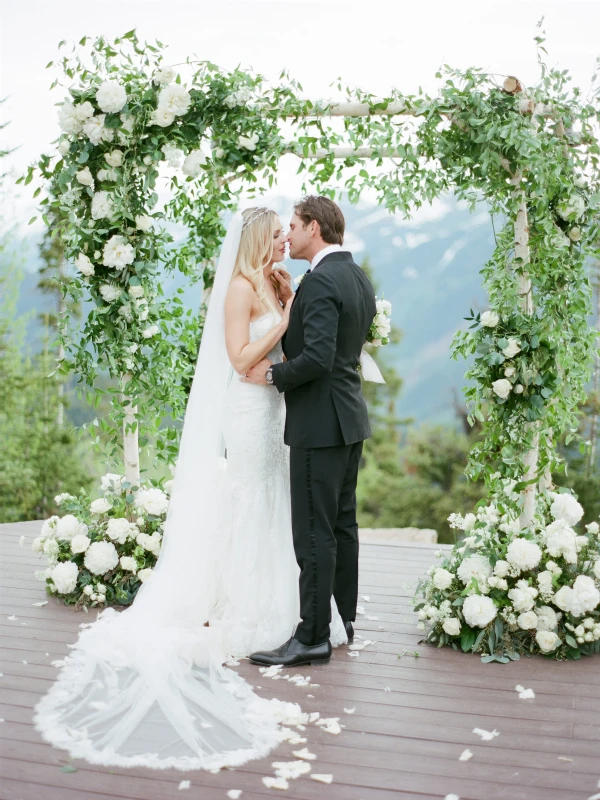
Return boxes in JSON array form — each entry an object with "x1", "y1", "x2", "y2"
[{"x1": 1, "y1": 0, "x2": 599, "y2": 230}]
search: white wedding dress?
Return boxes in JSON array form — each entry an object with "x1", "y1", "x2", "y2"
[{"x1": 34, "y1": 218, "x2": 346, "y2": 771}]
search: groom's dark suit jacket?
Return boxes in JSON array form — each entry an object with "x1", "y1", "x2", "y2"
[{"x1": 271, "y1": 251, "x2": 377, "y2": 449}]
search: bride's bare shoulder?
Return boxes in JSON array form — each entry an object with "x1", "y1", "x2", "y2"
[{"x1": 225, "y1": 275, "x2": 256, "y2": 314}]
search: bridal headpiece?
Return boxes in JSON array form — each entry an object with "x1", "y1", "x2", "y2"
[{"x1": 242, "y1": 207, "x2": 271, "y2": 232}]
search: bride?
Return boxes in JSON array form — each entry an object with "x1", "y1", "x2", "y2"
[{"x1": 34, "y1": 207, "x2": 347, "y2": 771}]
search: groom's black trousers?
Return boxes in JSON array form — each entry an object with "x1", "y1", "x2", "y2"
[{"x1": 290, "y1": 441, "x2": 363, "y2": 646}]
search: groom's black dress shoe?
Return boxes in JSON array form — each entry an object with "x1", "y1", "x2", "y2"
[
  {"x1": 344, "y1": 621, "x2": 354, "y2": 644},
  {"x1": 249, "y1": 636, "x2": 332, "y2": 667}
]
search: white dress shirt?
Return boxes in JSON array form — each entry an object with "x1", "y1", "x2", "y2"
[{"x1": 309, "y1": 244, "x2": 349, "y2": 271}]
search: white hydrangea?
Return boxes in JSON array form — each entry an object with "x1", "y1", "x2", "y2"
[
  {"x1": 477, "y1": 505, "x2": 499, "y2": 525},
  {"x1": 56, "y1": 514, "x2": 88, "y2": 542},
  {"x1": 90, "y1": 498, "x2": 112, "y2": 514},
  {"x1": 135, "y1": 487, "x2": 169, "y2": 516},
  {"x1": 43, "y1": 538, "x2": 59, "y2": 558},
  {"x1": 457, "y1": 555, "x2": 492, "y2": 586},
  {"x1": 71, "y1": 534, "x2": 91, "y2": 554},
  {"x1": 508, "y1": 581, "x2": 538, "y2": 612},
  {"x1": 104, "y1": 149, "x2": 123, "y2": 167},
  {"x1": 535, "y1": 630, "x2": 561, "y2": 653},
  {"x1": 535, "y1": 605, "x2": 558, "y2": 631},
  {"x1": 480, "y1": 310, "x2": 500, "y2": 327},
  {"x1": 432, "y1": 568, "x2": 454, "y2": 591},
  {"x1": 138, "y1": 568, "x2": 154, "y2": 583},
  {"x1": 50, "y1": 561, "x2": 79, "y2": 594},
  {"x1": 136, "y1": 532, "x2": 162, "y2": 556},
  {"x1": 550, "y1": 493, "x2": 584, "y2": 526},
  {"x1": 544, "y1": 520, "x2": 578, "y2": 564},
  {"x1": 157, "y1": 84, "x2": 191, "y2": 116},
  {"x1": 442, "y1": 617, "x2": 461, "y2": 636},
  {"x1": 96, "y1": 80, "x2": 127, "y2": 113},
  {"x1": 182, "y1": 149, "x2": 208, "y2": 177},
  {"x1": 101, "y1": 473, "x2": 124, "y2": 494},
  {"x1": 99, "y1": 284, "x2": 123, "y2": 303},
  {"x1": 58, "y1": 101, "x2": 84, "y2": 134},
  {"x1": 41, "y1": 516, "x2": 59, "y2": 539},
  {"x1": 75, "y1": 253, "x2": 95, "y2": 277},
  {"x1": 120, "y1": 556, "x2": 138, "y2": 573},
  {"x1": 557, "y1": 194, "x2": 586, "y2": 221},
  {"x1": 84, "y1": 541, "x2": 119, "y2": 575},
  {"x1": 553, "y1": 576, "x2": 600, "y2": 618},
  {"x1": 462, "y1": 594, "x2": 497, "y2": 628},
  {"x1": 517, "y1": 611, "x2": 538, "y2": 630},
  {"x1": 153, "y1": 65, "x2": 177, "y2": 85},
  {"x1": 91, "y1": 191, "x2": 114, "y2": 220},
  {"x1": 586, "y1": 521, "x2": 599, "y2": 535},
  {"x1": 224, "y1": 87, "x2": 252, "y2": 107},
  {"x1": 106, "y1": 517, "x2": 137, "y2": 545},
  {"x1": 76, "y1": 167, "x2": 94, "y2": 187},
  {"x1": 103, "y1": 235, "x2": 135, "y2": 270},
  {"x1": 506, "y1": 538, "x2": 542, "y2": 571},
  {"x1": 161, "y1": 142, "x2": 184, "y2": 168},
  {"x1": 135, "y1": 215, "x2": 153, "y2": 232}
]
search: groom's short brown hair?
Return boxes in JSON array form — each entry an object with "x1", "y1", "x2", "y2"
[{"x1": 294, "y1": 196, "x2": 345, "y2": 245}]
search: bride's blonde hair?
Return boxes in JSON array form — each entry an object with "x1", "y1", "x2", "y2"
[{"x1": 231, "y1": 207, "x2": 280, "y2": 313}]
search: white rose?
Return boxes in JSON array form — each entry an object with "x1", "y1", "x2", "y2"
[
  {"x1": 506, "y1": 538, "x2": 542, "y2": 571},
  {"x1": 54, "y1": 493, "x2": 75, "y2": 506},
  {"x1": 119, "y1": 556, "x2": 138, "y2": 573},
  {"x1": 504, "y1": 366, "x2": 516, "y2": 378},
  {"x1": 164, "y1": 479, "x2": 174, "y2": 494},
  {"x1": 550, "y1": 493, "x2": 584, "y2": 526},
  {"x1": 75, "y1": 253, "x2": 95, "y2": 277},
  {"x1": 153, "y1": 65, "x2": 176, "y2": 85},
  {"x1": 517, "y1": 611, "x2": 538, "y2": 630},
  {"x1": 568, "y1": 227, "x2": 582, "y2": 242},
  {"x1": 58, "y1": 139, "x2": 71, "y2": 157},
  {"x1": 119, "y1": 303, "x2": 133, "y2": 321},
  {"x1": 103, "y1": 235, "x2": 135, "y2": 270},
  {"x1": 442, "y1": 617, "x2": 461, "y2": 636},
  {"x1": 58, "y1": 101, "x2": 83, "y2": 134},
  {"x1": 135, "y1": 215, "x2": 153, "y2": 232},
  {"x1": 463, "y1": 513, "x2": 477, "y2": 532},
  {"x1": 82, "y1": 114, "x2": 114, "y2": 146},
  {"x1": 136, "y1": 532, "x2": 162, "y2": 556},
  {"x1": 96, "y1": 80, "x2": 127, "y2": 113},
  {"x1": 182, "y1": 149, "x2": 207, "y2": 177},
  {"x1": 128, "y1": 285, "x2": 144, "y2": 299},
  {"x1": 513, "y1": 384, "x2": 524, "y2": 394},
  {"x1": 508, "y1": 583, "x2": 538, "y2": 613},
  {"x1": 104, "y1": 149, "x2": 123, "y2": 167},
  {"x1": 492, "y1": 379, "x2": 512, "y2": 400},
  {"x1": 76, "y1": 167, "x2": 94, "y2": 187},
  {"x1": 84, "y1": 541, "x2": 119, "y2": 575},
  {"x1": 41, "y1": 515, "x2": 59, "y2": 538},
  {"x1": 138, "y1": 568, "x2": 154, "y2": 583},
  {"x1": 50, "y1": 561, "x2": 79, "y2": 594},
  {"x1": 537, "y1": 571, "x2": 554, "y2": 593},
  {"x1": 56, "y1": 514, "x2": 87, "y2": 542},
  {"x1": 99, "y1": 283, "x2": 123, "y2": 303},
  {"x1": 544, "y1": 519, "x2": 578, "y2": 564},
  {"x1": 149, "y1": 108, "x2": 176, "y2": 127},
  {"x1": 433, "y1": 568, "x2": 454, "y2": 591},
  {"x1": 557, "y1": 194, "x2": 585, "y2": 221},
  {"x1": 90, "y1": 498, "x2": 112, "y2": 514},
  {"x1": 97, "y1": 168, "x2": 118, "y2": 182},
  {"x1": 71, "y1": 534, "x2": 91, "y2": 554},
  {"x1": 238, "y1": 132, "x2": 260, "y2": 151},
  {"x1": 157, "y1": 84, "x2": 191, "y2": 117},
  {"x1": 376, "y1": 299, "x2": 392, "y2": 314},
  {"x1": 135, "y1": 487, "x2": 169, "y2": 516},
  {"x1": 502, "y1": 338, "x2": 521, "y2": 359},
  {"x1": 32, "y1": 536, "x2": 44, "y2": 553},
  {"x1": 585, "y1": 521, "x2": 599, "y2": 535},
  {"x1": 480, "y1": 310, "x2": 500, "y2": 327},
  {"x1": 536, "y1": 605, "x2": 558, "y2": 631},
  {"x1": 91, "y1": 191, "x2": 114, "y2": 220},
  {"x1": 462, "y1": 595, "x2": 497, "y2": 628},
  {"x1": 142, "y1": 325, "x2": 159, "y2": 339},
  {"x1": 214, "y1": 147, "x2": 225, "y2": 159},
  {"x1": 83, "y1": 584, "x2": 94, "y2": 596},
  {"x1": 100, "y1": 473, "x2": 124, "y2": 494},
  {"x1": 457, "y1": 555, "x2": 492, "y2": 586},
  {"x1": 536, "y1": 630, "x2": 561, "y2": 653},
  {"x1": 73, "y1": 101, "x2": 94, "y2": 123}
]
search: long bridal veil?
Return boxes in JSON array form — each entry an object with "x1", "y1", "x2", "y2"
[{"x1": 34, "y1": 212, "x2": 297, "y2": 770}]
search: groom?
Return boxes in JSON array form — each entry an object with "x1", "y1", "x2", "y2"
[{"x1": 243, "y1": 196, "x2": 377, "y2": 667}]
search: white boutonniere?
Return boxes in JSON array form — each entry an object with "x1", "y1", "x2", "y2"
[{"x1": 293, "y1": 273, "x2": 305, "y2": 287}]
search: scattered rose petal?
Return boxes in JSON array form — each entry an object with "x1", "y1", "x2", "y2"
[
  {"x1": 292, "y1": 748, "x2": 316, "y2": 761},
  {"x1": 348, "y1": 651, "x2": 359, "y2": 658},
  {"x1": 383, "y1": 686, "x2": 391, "y2": 692},
  {"x1": 472, "y1": 727, "x2": 499, "y2": 741},
  {"x1": 557, "y1": 756, "x2": 573, "y2": 762},
  {"x1": 311, "y1": 774, "x2": 333, "y2": 784},
  {"x1": 307, "y1": 694, "x2": 314, "y2": 698},
  {"x1": 178, "y1": 780, "x2": 190, "y2": 790},
  {"x1": 515, "y1": 685, "x2": 535, "y2": 700},
  {"x1": 19, "y1": 535, "x2": 26, "y2": 547},
  {"x1": 7, "y1": 615, "x2": 18, "y2": 621},
  {"x1": 32, "y1": 602, "x2": 48, "y2": 607},
  {"x1": 356, "y1": 605, "x2": 365, "y2": 615},
  {"x1": 344, "y1": 707, "x2": 356, "y2": 714},
  {"x1": 444, "y1": 795, "x2": 460, "y2": 800},
  {"x1": 309, "y1": 683, "x2": 320, "y2": 688},
  {"x1": 309, "y1": 712, "x2": 320, "y2": 723},
  {"x1": 459, "y1": 749, "x2": 473, "y2": 761},
  {"x1": 209, "y1": 769, "x2": 220, "y2": 774},
  {"x1": 288, "y1": 736, "x2": 306, "y2": 744},
  {"x1": 226, "y1": 659, "x2": 240, "y2": 667},
  {"x1": 272, "y1": 761, "x2": 311, "y2": 779},
  {"x1": 262, "y1": 777, "x2": 289, "y2": 790},
  {"x1": 366, "y1": 615, "x2": 379, "y2": 621},
  {"x1": 52, "y1": 659, "x2": 67, "y2": 668},
  {"x1": 361, "y1": 595, "x2": 370, "y2": 602},
  {"x1": 227, "y1": 792, "x2": 242, "y2": 799},
  {"x1": 22, "y1": 661, "x2": 27, "y2": 665},
  {"x1": 260, "y1": 665, "x2": 284, "y2": 679}
]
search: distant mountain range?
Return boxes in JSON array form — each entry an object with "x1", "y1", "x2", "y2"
[{"x1": 14, "y1": 195, "x2": 500, "y2": 425}]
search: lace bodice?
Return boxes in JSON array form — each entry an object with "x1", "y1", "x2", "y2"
[{"x1": 248, "y1": 312, "x2": 284, "y2": 366}]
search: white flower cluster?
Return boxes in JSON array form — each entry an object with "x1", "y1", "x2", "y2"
[
  {"x1": 367, "y1": 299, "x2": 392, "y2": 347},
  {"x1": 150, "y1": 84, "x2": 191, "y2": 127},
  {"x1": 416, "y1": 490, "x2": 600, "y2": 659}
]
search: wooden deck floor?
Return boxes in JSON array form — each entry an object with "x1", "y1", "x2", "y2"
[{"x1": 1, "y1": 520, "x2": 599, "y2": 800}]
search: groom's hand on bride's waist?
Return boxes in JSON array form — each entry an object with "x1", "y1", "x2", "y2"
[{"x1": 241, "y1": 358, "x2": 272, "y2": 385}]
